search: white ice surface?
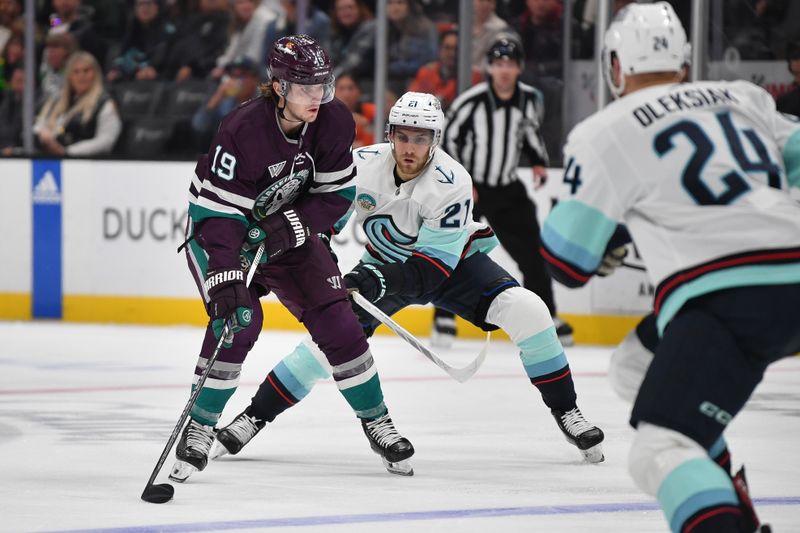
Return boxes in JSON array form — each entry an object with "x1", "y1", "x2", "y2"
[{"x1": 1, "y1": 322, "x2": 798, "y2": 533}]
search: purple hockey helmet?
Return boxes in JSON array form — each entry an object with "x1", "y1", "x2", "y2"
[{"x1": 268, "y1": 34, "x2": 336, "y2": 104}]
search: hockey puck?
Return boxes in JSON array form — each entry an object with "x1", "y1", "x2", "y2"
[{"x1": 141, "y1": 483, "x2": 174, "y2": 504}]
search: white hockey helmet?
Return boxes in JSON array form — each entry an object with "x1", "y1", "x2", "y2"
[
  {"x1": 602, "y1": 2, "x2": 687, "y2": 97},
  {"x1": 387, "y1": 91, "x2": 445, "y2": 153}
]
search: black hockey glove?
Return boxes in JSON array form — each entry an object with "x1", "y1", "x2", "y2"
[
  {"x1": 243, "y1": 207, "x2": 311, "y2": 261},
  {"x1": 344, "y1": 264, "x2": 387, "y2": 301},
  {"x1": 205, "y1": 268, "x2": 252, "y2": 347}
]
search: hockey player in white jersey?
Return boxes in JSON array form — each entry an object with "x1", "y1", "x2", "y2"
[
  {"x1": 540, "y1": 3, "x2": 800, "y2": 532},
  {"x1": 211, "y1": 91, "x2": 605, "y2": 473}
]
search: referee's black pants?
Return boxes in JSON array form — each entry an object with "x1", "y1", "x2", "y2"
[{"x1": 472, "y1": 180, "x2": 556, "y2": 316}]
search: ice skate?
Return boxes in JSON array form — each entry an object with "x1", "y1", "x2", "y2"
[
  {"x1": 733, "y1": 466, "x2": 772, "y2": 533},
  {"x1": 551, "y1": 407, "x2": 604, "y2": 463},
  {"x1": 169, "y1": 419, "x2": 215, "y2": 482},
  {"x1": 552, "y1": 317, "x2": 574, "y2": 347},
  {"x1": 212, "y1": 409, "x2": 265, "y2": 459},
  {"x1": 431, "y1": 311, "x2": 456, "y2": 349},
  {"x1": 361, "y1": 413, "x2": 415, "y2": 476}
]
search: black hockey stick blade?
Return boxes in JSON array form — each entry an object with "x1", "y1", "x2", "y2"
[{"x1": 141, "y1": 483, "x2": 174, "y2": 504}]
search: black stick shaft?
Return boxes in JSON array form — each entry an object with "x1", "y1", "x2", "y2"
[{"x1": 141, "y1": 243, "x2": 264, "y2": 495}]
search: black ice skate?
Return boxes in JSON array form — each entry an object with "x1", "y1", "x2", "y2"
[
  {"x1": 431, "y1": 311, "x2": 457, "y2": 349},
  {"x1": 732, "y1": 466, "x2": 772, "y2": 533},
  {"x1": 169, "y1": 419, "x2": 215, "y2": 482},
  {"x1": 212, "y1": 410, "x2": 265, "y2": 459},
  {"x1": 553, "y1": 317, "x2": 574, "y2": 347},
  {"x1": 361, "y1": 413, "x2": 415, "y2": 476},
  {"x1": 551, "y1": 407, "x2": 604, "y2": 463}
]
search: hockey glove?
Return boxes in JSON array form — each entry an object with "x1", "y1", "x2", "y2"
[
  {"x1": 243, "y1": 207, "x2": 311, "y2": 261},
  {"x1": 205, "y1": 268, "x2": 252, "y2": 347},
  {"x1": 344, "y1": 264, "x2": 387, "y2": 301},
  {"x1": 597, "y1": 246, "x2": 628, "y2": 277}
]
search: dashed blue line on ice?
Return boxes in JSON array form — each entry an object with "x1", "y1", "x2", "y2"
[{"x1": 48, "y1": 497, "x2": 800, "y2": 532}]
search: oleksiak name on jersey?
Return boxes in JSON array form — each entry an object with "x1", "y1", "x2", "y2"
[{"x1": 632, "y1": 86, "x2": 739, "y2": 128}]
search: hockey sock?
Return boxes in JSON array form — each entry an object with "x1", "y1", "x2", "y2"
[
  {"x1": 191, "y1": 384, "x2": 237, "y2": 426},
  {"x1": 189, "y1": 358, "x2": 243, "y2": 426},
  {"x1": 484, "y1": 286, "x2": 578, "y2": 410},
  {"x1": 249, "y1": 338, "x2": 332, "y2": 422},
  {"x1": 332, "y1": 348, "x2": 387, "y2": 420},
  {"x1": 708, "y1": 435, "x2": 732, "y2": 475}
]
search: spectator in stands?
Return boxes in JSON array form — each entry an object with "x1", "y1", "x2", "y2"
[
  {"x1": 211, "y1": 0, "x2": 272, "y2": 80},
  {"x1": 386, "y1": 0, "x2": 437, "y2": 95},
  {"x1": 409, "y1": 29, "x2": 482, "y2": 110},
  {"x1": 191, "y1": 55, "x2": 259, "y2": 151},
  {"x1": 335, "y1": 72, "x2": 375, "y2": 147},
  {"x1": 472, "y1": 0, "x2": 515, "y2": 71},
  {"x1": 777, "y1": 40, "x2": 800, "y2": 117},
  {"x1": 46, "y1": 0, "x2": 105, "y2": 65},
  {"x1": 163, "y1": 0, "x2": 230, "y2": 80},
  {"x1": 326, "y1": 0, "x2": 375, "y2": 85},
  {"x1": 34, "y1": 51, "x2": 122, "y2": 156},
  {"x1": 514, "y1": 0, "x2": 563, "y2": 81},
  {"x1": 0, "y1": 31, "x2": 22, "y2": 91},
  {"x1": 106, "y1": 0, "x2": 177, "y2": 82},
  {"x1": 263, "y1": 0, "x2": 330, "y2": 58},
  {"x1": 38, "y1": 32, "x2": 77, "y2": 107},
  {"x1": 0, "y1": 0, "x2": 22, "y2": 54},
  {"x1": 0, "y1": 64, "x2": 23, "y2": 155}
]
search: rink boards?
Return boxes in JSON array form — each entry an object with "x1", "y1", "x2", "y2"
[{"x1": 0, "y1": 158, "x2": 651, "y2": 344}]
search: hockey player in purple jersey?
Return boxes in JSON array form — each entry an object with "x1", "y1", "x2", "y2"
[
  {"x1": 171, "y1": 34, "x2": 414, "y2": 481},
  {"x1": 208, "y1": 92, "x2": 605, "y2": 470}
]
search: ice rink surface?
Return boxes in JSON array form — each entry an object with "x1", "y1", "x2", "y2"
[{"x1": 1, "y1": 321, "x2": 798, "y2": 533}]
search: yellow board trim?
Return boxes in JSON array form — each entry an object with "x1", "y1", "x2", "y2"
[
  {"x1": 53, "y1": 295, "x2": 642, "y2": 346},
  {"x1": 0, "y1": 293, "x2": 32, "y2": 320}
]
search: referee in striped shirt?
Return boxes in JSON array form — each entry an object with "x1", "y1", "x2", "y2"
[{"x1": 439, "y1": 37, "x2": 573, "y2": 345}]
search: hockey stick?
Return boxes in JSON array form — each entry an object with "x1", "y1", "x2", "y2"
[
  {"x1": 141, "y1": 243, "x2": 265, "y2": 504},
  {"x1": 622, "y1": 261, "x2": 646, "y2": 272},
  {"x1": 350, "y1": 291, "x2": 489, "y2": 383}
]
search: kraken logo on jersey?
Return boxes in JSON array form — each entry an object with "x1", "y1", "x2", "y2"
[
  {"x1": 357, "y1": 193, "x2": 377, "y2": 211},
  {"x1": 363, "y1": 215, "x2": 417, "y2": 263},
  {"x1": 253, "y1": 169, "x2": 310, "y2": 219}
]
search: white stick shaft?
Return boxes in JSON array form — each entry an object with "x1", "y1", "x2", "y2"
[{"x1": 350, "y1": 291, "x2": 488, "y2": 383}]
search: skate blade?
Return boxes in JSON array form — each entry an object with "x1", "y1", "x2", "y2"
[
  {"x1": 168, "y1": 460, "x2": 197, "y2": 483},
  {"x1": 580, "y1": 444, "x2": 604, "y2": 464},
  {"x1": 382, "y1": 457, "x2": 414, "y2": 476},
  {"x1": 210, "y1": 442, "x2": 229, "y2": 460}
]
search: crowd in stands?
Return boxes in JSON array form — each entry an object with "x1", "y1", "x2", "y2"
[{"x1": 0, "y1": 0, "x2": 798, "y2": 158}]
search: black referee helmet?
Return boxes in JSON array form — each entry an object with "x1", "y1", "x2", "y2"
[{"x1": 487, "y1": 37, "x2": 524, "y2": 66}]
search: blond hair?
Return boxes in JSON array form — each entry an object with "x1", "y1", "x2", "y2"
[{"x1": 37, "y1": 51, "x2": 105, "y2": 131}]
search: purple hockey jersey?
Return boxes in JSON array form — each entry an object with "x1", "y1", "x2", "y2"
[{"x1": 188, "y1": 96, "x2": 357, "y2": 270}]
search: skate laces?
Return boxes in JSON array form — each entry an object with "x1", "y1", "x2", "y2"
[
  {"x1": 364, "y1": 414, "x2": 403, "y2": 447},
  {"x1": 186, "y1": 420, "x2": 215, "y2": 452},
  {"x1": 224, "y1": 413, "x2": 262, "y2": 444},
  {"x1": 559, "y1": 408, "x2": 594, "y2": 437}
]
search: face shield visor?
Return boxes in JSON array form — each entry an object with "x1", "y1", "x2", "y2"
[{"x1": 280, "y1": 79, "x2": 336, "y2": 105}]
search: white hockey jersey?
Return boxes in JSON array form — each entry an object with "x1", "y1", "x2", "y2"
[
  {"x1": 541, "y1": 80, "x2": 800, "y2": 333},
  {"x1": 337, "y1": 144, "x2": 497, "y2": 272}
]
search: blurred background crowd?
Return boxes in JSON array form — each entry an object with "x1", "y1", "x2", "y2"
[{"x1": 1, "y1": 0, "x2": 799, "y2": 159}]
